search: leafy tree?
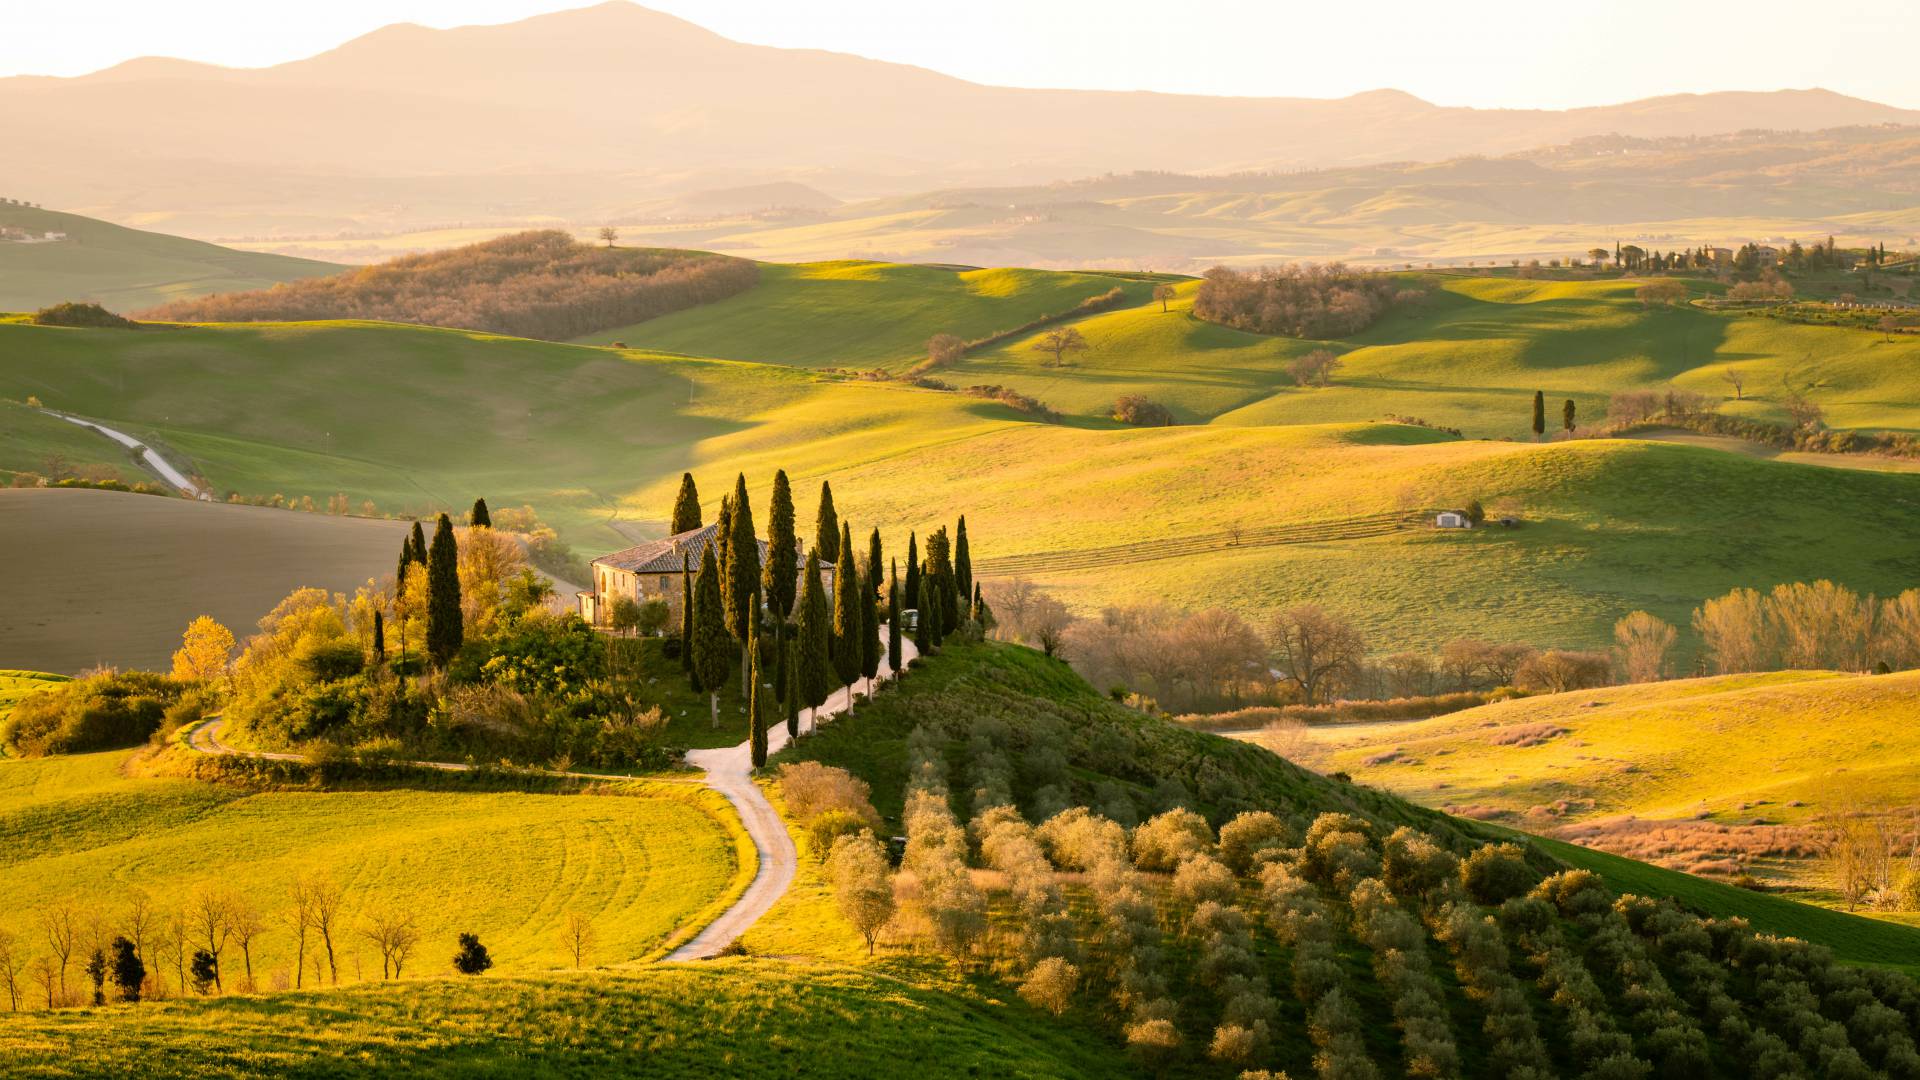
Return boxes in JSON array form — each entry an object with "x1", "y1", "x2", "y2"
[
  {"x1": 763, "y1": 469, "x2": 798, "y2": 617},
  {"x1": 84, "y1": 948, "x2": 107, "y2": 1006},
  {"x1": 1033, "y1": 326, "x2": 1089, "y2": 367},
  {"x1": 469, "y1": 498, "x2": 491, "y2": 528},
  {"x1": 888, "y1": 565, "x2": 904, "y2": 679},
  {"x1": 814, "y1": 480, "x2": 839, "y2": 564},
  {"x1": 832, "y1": 523, "x2": 862, "y2": 712},
  {"x1": 795, "y1": 550, "x2": 835, "y2": 725},
  {"x1": 724, "y1": 472, "x2": 762, "y2": 686},
  {"x1": 452, "y1": 933, "x2": 493, "y2": 975},
  {"x1": 110, "y1": 936, "x2": 143, "y2": 1003},
  {"x1": 1152, "y1": 282, "x2": 1176, "y2": 312},
  {"x1": 1562, "y1": 398, "x2": 1576, "y2": 436},
  {"x1": 953, "y1": 518, "x2": 972, "y2": 615},
  {"x1": 597, "y1": 226, "x2": 618, "y2": 248},
  {"x1": 189, "y1": 949, "x2": 217, "y2": 995},
  {"x1": 670, "y1": 472, "x2": 702, "y2": 534},
  {"x1": 826, "y1": 832, "x2": 895, "y2": 956},
  {"x1": 171, "y1": 615, "x2": 236, "y2": 682},
  {"x1": 690, "y1": 544, "x2": 735, "y2": 728},
  {"x1": 609, "y1": 595, "x2": 643, "y2": 637},
  {"x1": 425, "y1": 514, "x2": 463, "y2": 666},
  {"x1": 749, "y1": 628, "x2": 770, "y2": 768},
  {"x1": 1531, "y1": 391, "x2": 1546, "y2": 440}
]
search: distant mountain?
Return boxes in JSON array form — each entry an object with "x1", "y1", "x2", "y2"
[
  {"x1": 0, "y1": 203, "x2": 338, "y2": 312},
  {"x1": 5, "y1": 2, "x2": 1916, "y2": 237}
]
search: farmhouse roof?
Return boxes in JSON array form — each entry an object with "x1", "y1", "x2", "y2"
[{"x1": 592, "y1": 522, "x2": 801, "y2": 574}]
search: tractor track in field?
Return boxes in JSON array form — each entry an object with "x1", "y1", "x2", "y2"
[{"x1": 974, "y1": 510, "x2": 1428, "y2": 577}]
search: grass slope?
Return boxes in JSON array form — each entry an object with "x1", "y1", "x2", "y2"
[
  {"x1": 575, "y1": 260, "x2": 1156, "y2": 369},
  {"x1": 0, "y1": 489, "x2": 410, "y2": 673},
  {"x1": 0, "y1": 205, "x2": 338, "y2": 313},
  {"x1": 2, "y1": 318, "x2": 1916, "y2": 651},
  {"x1": 0, "y1": 748, "x2": 744, "y2": 978},
  {"x1": 0, "y1": 669, "x2": 67, "y2": 724}
]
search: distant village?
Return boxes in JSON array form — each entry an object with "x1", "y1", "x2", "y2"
[{"x1": 0, "y1": 196, "x2": 65, "y2": 243}]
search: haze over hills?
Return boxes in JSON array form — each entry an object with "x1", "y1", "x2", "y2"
[{"x1": 6, "y1": 1, "x2": 1919, "y2": 242}]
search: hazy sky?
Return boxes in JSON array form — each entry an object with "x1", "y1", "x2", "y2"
[{"x1": 4, "y1": 0, "x2": 1917, "y2": 110}]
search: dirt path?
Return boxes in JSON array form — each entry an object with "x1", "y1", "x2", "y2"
[
  {"x1": 666, "y1": 629, "x2": 917, "y2": 960},
  {"x1": 46, "y1": 411, "x2": 212, "y2": 499},
  {"x1": 183, "y1": 624, "x2": 916, "y2": 962}
]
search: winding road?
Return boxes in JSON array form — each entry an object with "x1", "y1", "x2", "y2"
[
  {"x1": 46, "y1": 411, "x2": 211, "y2": 499},
  {"x1": 185, "y1": 627, "x2": 917, "y2": 961}
]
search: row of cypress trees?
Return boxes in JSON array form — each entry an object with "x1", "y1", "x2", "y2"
[
  {"x1": 390, "y1": 499, "x2": 491, "y2": 669},
  {"x1": 667, "y1": 471, "x2": 981, "y2": 766}
]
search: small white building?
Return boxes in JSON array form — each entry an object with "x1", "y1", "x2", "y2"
[{"x1": 1435, "y1": 511, "x2": 1473, "y2": 529}]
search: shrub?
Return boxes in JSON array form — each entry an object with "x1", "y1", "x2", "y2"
[
  {"x1": 1018, "y1": 956, "x2": 1079, "y2": 1016},
  {"x1": 1461, "y1": 843, "x2": 1538, "y2": 905},
  {"x1": 1194, "y1": 264, "x2": 1406, "y2": 338},
  {"x1": 1217, "y1": 810, "x2": 1294, "y2": 875},
  {"x1": 1172, "y1": 854, "x2": 1238, "y2": 913},
  {"x1": 451, "y1": 933, "x2": 493, "y2": 975},
  {"x1": 775, "y1": 762, "x2": 883, "y2": 831},
  {"x1": 32, "y1": 301, "x2": 138, "y2": 328},
  {"x1": 1, "y1": 670, "x2": 181, "y2": 756},
  {"x1": 1111, "y1": 394, "x2": 1175, "y2": 426},
  {"x1": 807, "y1": 809, "x2": 872, "y2": 863},
  {"x1": 1382, "y1": 826, "x2": 1459, "y2": 899},
  {"x1": 1131, "y1": 808, "x2": 1214, "y2": 871}
]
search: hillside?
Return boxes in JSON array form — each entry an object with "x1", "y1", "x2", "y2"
[
  {"x1": 142, "y1": 231, "x2": 757, "y2": 341},
  {"x1": 0, "y1": 489, "x2": 409, "y2": 673},
  {"x1": 0, "y1": 203, "x2": 336, "y2": 312},
  {"x1": 3, "y1": 317, "x2": 1917, "y2": 653},
  {"x1": 1264, "y1": 670, "x2": 1920, "y2": 896},
  {"x1": 7, "y1": 3, "x2": 1917, "y2": 238}
]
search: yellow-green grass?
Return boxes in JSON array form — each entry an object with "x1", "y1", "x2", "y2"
[
  {"x1": 0, "y1": 488, "x2": 408, "y2": 673},
  {"x1": 0, "y1": 960, "x2": 1135, "y2": 1078},
  {"x1": 0, "y1": 670, "x2": 68, "y2": 729},
  {"x1": 0, "y1": 399, "x2": 145, "y2": 484},
  {"x1": 1272, "y1": 670, "x2": 1920, "y2": 825},
  {"x1": 0, "y1": 747, "x2": 744, "y2": 978},
  {"x1": 5, "y1": 318, "x2": 1918, "y2": 652},
  {"x1": 0, "y1": 204, "x2": 338, "y2": 314},
  {"x1": 574, "y1": 259, "x2": 1158, "y2": 368}
]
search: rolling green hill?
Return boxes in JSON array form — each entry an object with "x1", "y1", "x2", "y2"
[
  {"x1": 0, "y1": 205, "x2": 338, "y2": 313},
  {"x1": 2, "y1": 316, "x2": 1917, "y2": 653}
]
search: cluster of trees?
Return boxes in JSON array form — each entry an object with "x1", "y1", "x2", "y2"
[
  {"x1": 1, "y1": 670, "x2": 198, "y2": 757},
  {"x1": 1192, "y1": 264, "x2": 1415, "y2": 339},
  {"x1": 1110, "y1": 394, "x2": 1174, "y2": 427},
  {"x1": 1694, "y1": 580, "x2": 1920, "y2": 676},
  {"x1": 669, "y1": 471, "x2": 983, "y2": 764},
  {"x1": 0, "y1": 874, "x2": 543, "y2": 1013},
  {"x1": 30, "y1": 302, "x2": 138, "y2": 329},
  {"x1": 141, "y1": 231, "x2": 759, "y2": 341}
]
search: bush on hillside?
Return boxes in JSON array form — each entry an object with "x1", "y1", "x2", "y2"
[
  {"x1": 1111, "y1": 395, "x2": 1174, "y2": 427},
  {"x1": 1193, "y1": 264, "x2": 1410, "y2": 338},
  {"x1": 31, "y1": 302, "x2": 138, "y2": 329},
  {"x1": 1, "y1": 670, "x2": 182, "y2": 756},
  {"x1": 140, "y1": 231, "x2": 758, "y2": 341}
]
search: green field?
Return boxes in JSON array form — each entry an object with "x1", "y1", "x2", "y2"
[
  {"x1": 0, "y1": 205, "x2": 338, "y2": 314},
  {"x1": 0, "y1": 748, "x2": 747, "y2": 980},
  {"x1": 0, "y1": 488, "x2": 410, "y2": 673},
  {"x1": 3, "y1": 311, "x2": 1918, "y2": 655},
  {"x1": 0, "y1": 669, "x2": 67, "y2": 721}
]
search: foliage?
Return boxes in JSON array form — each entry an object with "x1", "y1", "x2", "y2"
[
  {"x1": 31, "y1": 302, "x2": 138, "y2": 329},
  {"x1": 1193, "y1": 263, "x2": 1406, "y2": 338},
  {"x1": 451, "y1": 934, "x2": 493, "y2": 976},
  {"x1": 143, "y1": 231, "x2": 758, "y2": 342},
  {"x1": 1, "y1": 669, "x2": 182, "y2": 756},
  {"x1": 1110, "y1": 394, "x2": 1174, "y2": 426}
]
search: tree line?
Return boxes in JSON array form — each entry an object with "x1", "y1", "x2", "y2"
[
  {"x1": 1191, "y1": 264, "x2": 1421, "y2": 339},
  {"x1": 139, "y1": 231, "x2": 759, "y2": 342}
]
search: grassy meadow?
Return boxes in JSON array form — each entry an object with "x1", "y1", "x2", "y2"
[{"x1": 0, "y1": 747, "x2": 748, "y2": 980}]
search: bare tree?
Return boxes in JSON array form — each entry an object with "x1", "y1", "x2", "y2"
[
  {"x1": 307, "y1": 874, "x2": 344, "y2": 986},
  {"x1": 189, "y1": 888, "x2": 233, "y2": 992},
  {"x1": 1692, "y1": 588, "x2": 1773, "y2": 674},
  {"x1": 559, "y1": 913, "x2": 596, "y2": 969},
  {"x1": 227, "y1": 896, "x2": 267, "y2": 992},
  {"x1": 1770, "y1": 581, "x2": 1874, "y2": 672},
  {"x1": 1288, "y1": 348, "x2": 1342, "y2": 388},
  {"x1": 1028, "y1": 594, "x2": 1074, "y2": 659},
  {"x1": 1264, "y1": 604, "x2": 1366, "y2": 706},
  {"x1": 1152, "y1": 283, "x2": 1177, "y2": 313},
  {"x1": 1721, "y1": 368, "x2": 1745, "y2": 400},
  {"x1": 1877, "y1": 589, "x2": 1920, "y2": 672},
  {"x1": 924, "y1": 333, "x2": 965, "y2": 369},
  {"x1": 1878, "y1": 315, "x2": 1902, "y2": 343},
  {"x1": 161, "y1": 908, "x2": 190, "y2": 998},
  {"x1": 39, "y1": 902, "x2": 77, "y2": 1004},
  {"x1": 1180, "y1": 608, "x2": 1265, "y2": 706},
  {"x1": 0, "y1": 928, "x2": 21, "y2": 1011},
  {"x1": 597, "y1": 226, "x2": 618, "y2": 248},
  {"x1": 361, "y1": 910, "x2": 420, "y2": 980},
  {"x1": 1032, "y1": 327, "x2": 1089, "y2": 367},
  {"x1": 29, "y1": 956, "x2": 58, "y2": 1010},
  {"x1": 1381, "y1": 652, "x2": 1435, "y2": 698},
  {"x1": 121, "y1": 889, "x2": 156, "y2": 998}
]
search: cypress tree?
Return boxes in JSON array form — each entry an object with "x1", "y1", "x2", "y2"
[
  {"x1": 783, "y1": 633, "x2": 802, "y2": 738},
  {"x1": 1531, "y1": 390, "x2": 1546, "y2": 440},
  {"x1": 671, "y1": 473, "x2": 702, "y2": 534},
  {"x1": 397, "y1": 533, "x2": 415, "y2": 587},
  {"x1": 954, "y1": 517, "x2": 972, "y2": 615},
  {"x1": 372, "y1": 609, "x2": 386, "y2": 664},
  {"x1": 469, "y1": 498, "x2": 491, "y2": 528},
  {"x1": 831, "y1": 522, "x2": 861, "y2": 713},
  {"x1": 425, "y1": 513, "x2": 463, "y2": 666},
  {"x1": 680, "y1": 547, "x2": 696, "y2": 679},
  {"x1": 795, "y1": 549, "x2": 834, "y2": 728},
  {"x1": 691, "y1": 544, "x2": 735, "y2": 728},
  {"x1": 972, "y1": 582, "x2": 993, "y2": 632},
  {"x1": 814, "y1": 481, "x2": 839, "y2": 564},
  {"x1": 860, "y1": 555, "x2": 882, "y2": 693},
  {"x1": 913, "y1": 576, "x2": 933, "y2": 655},
  {"x1": 1562, "y1": 398, "x2": 1577, "y2": 436},
  {"x1": 863, "y1": 527, "x2": 883, "y2": 602},
  {"x1": 748, "y1": 626, "x2": 769, "y2": 768},
  {"x1": 724, "y1": 473, "x2": 761, "y2": 687},
  {"x1": 903, "y1": 532, "x2": 920, "y2": 625},
  {"x1": 924, "y1": 527, "x2": 958, "y2": 636},
  {"x1": 407, "y1": 521, "x2": 427, "y2": 573},
  {"x1": 763, "y1": 469, "x2": 798, "y2": 618},
  {"x1": 888, "y1": 568, "x2": 903, "y2": 679}
]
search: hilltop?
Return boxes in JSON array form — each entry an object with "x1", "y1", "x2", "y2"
[{"x1": 0, "y1": 203, "x2": 336, "y2": 312}]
